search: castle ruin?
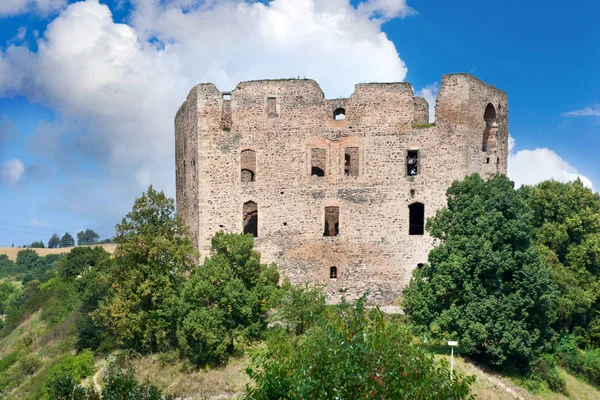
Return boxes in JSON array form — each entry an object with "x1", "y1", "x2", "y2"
[{"x1": 175, "y1": 73, "x2": 508, "y2": 303}]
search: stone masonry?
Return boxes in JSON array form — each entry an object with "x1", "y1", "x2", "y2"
[{"x1": 175, "y1": 73, "x2": 508, "y2": 304}]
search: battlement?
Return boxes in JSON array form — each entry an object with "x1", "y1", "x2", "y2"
[{"x1": 174, "y1": 73, "x2": 509, "y2": 304}]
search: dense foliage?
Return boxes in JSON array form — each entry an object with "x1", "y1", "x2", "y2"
[
  {"x1": 403, "y1": 174, "x2": 559, "y2": 369},
  {"x1": 521, "y1": 180, "x2": 600, "y2": 345},
  {"x1": 273, "y1": 280, "x2": 326, "y2": 335},
  {"x1": 91, "y1": 186, "x2": 197, "y2": 353},
  {"x1": 60, "y1": 246, "x2": 110, "y2": 280},
  {"x1": 245, "y1": 295, "x2": 475, "y2": 399},
  {"x1": 177, "y1": 232, "x2": 279, "y2": 365}
]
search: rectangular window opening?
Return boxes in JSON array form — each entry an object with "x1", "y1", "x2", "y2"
[
  {"x1": 407, "y1": 150, "x2": 419, "y2": 176},
  {"x1": 311, "y1": 148, "x2": 326, "y2": 177},
  {"x1": 223, "y1": 94, "x2": 231, "y2": 101},
  {"x1": 324, "y1": 206, "x2": 339, "y2": 237},
  {"x1": 267, "y1": 97, "x2": 278, "y2": 118},
  {"x1": 344, "y1": 147, "x2": 359, "y2": 177}
]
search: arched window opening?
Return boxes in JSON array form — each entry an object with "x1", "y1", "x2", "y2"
[
  {"x1": 241, "y1": 149, "x2": 256, "y2": 182},
  {"x1": 344, "y1": 147, "x2": 359, "y2": 177},
  {"x1": 243, "y1": 201, "x2": 258, "y2": 237},
  {"x1": 417, "y1": 263, "x2": 424, "y2": 269},
  {"x1": 330, "y1": 266, "x2": 338, "y2": 279},
  {"x1": 409, "y1": 202, "x2": 425, "y2": 235},
  {"x1": 333, "y1": 108, "x2": 346, "y2": 120},
  {"x1": 482, "y1": 103, "x2": 497, "y2": 152},
  {"x1": 311, "y1": 148, "x2": 326, "y2": 177},
  {"x1": 324, "y1": 206, "x2": 339, "y2": 237}
]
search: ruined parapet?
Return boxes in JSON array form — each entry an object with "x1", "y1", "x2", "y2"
[{"x1": 413, "y1": 97, "x2": 429, "y2": 124}]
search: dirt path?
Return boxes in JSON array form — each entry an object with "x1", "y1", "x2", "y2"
[{"x1": 92, "y1": 360, "x2": 105, "y2": 393}]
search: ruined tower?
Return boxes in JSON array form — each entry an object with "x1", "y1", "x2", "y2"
[{"x1": 175, "y1": 73, "x2": 508, "y2": 303}]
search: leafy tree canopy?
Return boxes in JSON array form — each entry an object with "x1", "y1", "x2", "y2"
[
  {"x1": 30, "y1": 241, "x2": 45, "y2": 248},
  {"x1": 403, "y1": 174, "x2": 559, "y2": 369},
  {"x1": 59, "y1": 246, "x2": 110, "y2": 280},
  {"x1": 59, "y1": 233, "x2": 75, "y2": 248},
  {"x1": 92, "y1": 186, "x2": 196, "y2": 353},
  {"x1": 77, "y1": 229, "x2": 100, "y2": 246},
  {"x1": 521, "y1": 179, "x2": 600, "y2": 344},
  {"x1": 178, "y1": 232, "x2": 279, "y2": 365},
  {"x1": 244, "y1": 295, "x2": 474, "y2": 399},
  {"x1": 48, "y1": 234, "x2": 60, "y2": 249}
]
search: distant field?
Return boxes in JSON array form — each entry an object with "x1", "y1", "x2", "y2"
[{"x1": 0, "y1": 243, "x2": 117, "y2": 261}]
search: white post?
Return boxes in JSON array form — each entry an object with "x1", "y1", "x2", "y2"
[
  {"x1": 448, "y1": 341, "x2": 458, "y2": 381},
  {"x1": 450, "y1": 346, "x2": 454, "y2": 380}
]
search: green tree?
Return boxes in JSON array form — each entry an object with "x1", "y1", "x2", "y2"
[
  {"x1": 0, "y1": 282, "x2": 19, "y2": 314},
  {"x1": 403, "y1": 174, "x2": 559, "y2": 370},
  {"x1": 92, "y1": 186, "x2": 196, "y2": 353},
  {"x1": 77, "y1": 229, "x2": 100, "y2": 246},
  {"x1": 59, "y1": 233, "x2": 75, "y2": 248},
  {"x1": 59, "y1": 246, "x2": 110, "y2": 280},
  {"x1": 244, "y1": 295, "x2": 475, "y2": 399},
  {"x1": 30, "y1": 241, "x2": 45, "y2": 248},
  {"x1": 48, "y1": 234, "x2": 60, "y2": 249},
  {"x1": 521, "y1": 179, "x2": 600, "y2": 344},
  {"x1": 177, "y1": 232, "x2": 279, "y2": 365},
  {"x1": 273, "y1": 280, "x2": 326, "y2": 335}
]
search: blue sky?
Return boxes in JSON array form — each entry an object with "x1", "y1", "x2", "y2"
[{"x1": 0, "y1": 0, "x2": 597, "y2": 246}]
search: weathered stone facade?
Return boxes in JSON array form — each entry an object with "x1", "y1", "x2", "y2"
[{"x1": 175, "y1": 73, "x2": 508, "y2": 304}]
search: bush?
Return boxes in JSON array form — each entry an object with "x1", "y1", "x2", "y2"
[
  {"x1": 46, "y1": 360, "x2": 172, "y2": 399},
  {"x1": 38, "y1": 350, "x2": 95, "y2": 399},
  {"x1": 18, "y1": 353, "x2": 42, "y2": 376},
  {"x1": 273, "y1": 280, "x2": 326, "y2": 335},
  {"x1": 556, "y1": 335, "x2": 600, "y2": 385},
  {"x1": 244, "y1": 295, "x2": 475, "y2": 399},
  {"x1": 530, "y1": 354, "x2": 567, "y2": 394}
]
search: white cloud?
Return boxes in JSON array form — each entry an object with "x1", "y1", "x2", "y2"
[
  {"x1": 562, "y1": 105, "x2": 600, "y2": 118},
  {"x1": 0, "y1": 0, "x2": 412, "y2": 222},
  {"x1": 415, "y1": 82, "x2": 438, "y2": 123},
  {"x1": 0, "y1": 158, "x2": 25, "y2": 184},
  {"x1": 0, "y1": 0, "x2": 66, "y2": 17},
  {"x1": 508, "y1": 136, "x2": 593, "y2": 190}
]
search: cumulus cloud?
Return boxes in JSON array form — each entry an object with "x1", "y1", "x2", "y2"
[
  {"x1": 0, "y1": 158, "x2": 25, "y2": 184},
  {"x1": 0, "y1": 0, "x2": 66, "y2": 17},
  {"x1": 562, "y1": 105, "x2": 600, "y2": 118},
  {"x1": 0, "y1": 0, "x2": 412, "y2": 223},
  {"x1": 415, "y1": 82, "x2": 438, "y2": 123},
  {"x1": 508, "y1": 136, "x2": 593, "y2": 190}
]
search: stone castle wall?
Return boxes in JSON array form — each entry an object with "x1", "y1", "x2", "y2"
[{"x1": 175, "y1": 73, "x2": 508, "y2": 304}]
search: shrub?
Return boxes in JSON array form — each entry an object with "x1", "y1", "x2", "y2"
[
  {"x1": 38, "y1": 350, "x2": 95, "y2": 399},
  {"x1": 273, "y1": 280, "x2": 326, "y2": 335},
  {"x1": 556, "y1": 336, "x2": 600, "y2": 386},
  {"x1": 19, "y1": 353, "x2": 42, "y2": 376},
  {"x1": 244, "y1": 295, "x2": 475, "y2": 399}
]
